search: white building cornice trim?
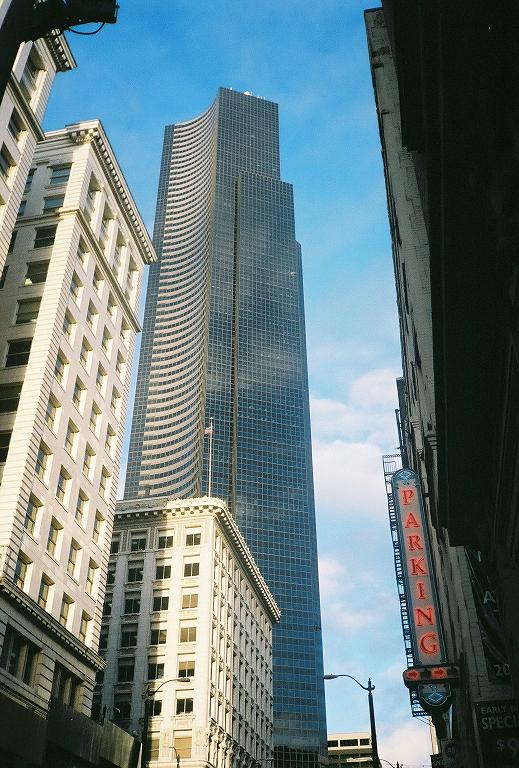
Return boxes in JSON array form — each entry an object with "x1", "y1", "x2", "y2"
[
  {"x1": 116, "y1": 495, "x2": 281, "y2": 623},
  {"x1": 44, "y1": 120, "x2": 156, "y2": 265},
  {"x1": 0, "y1": 578, "x2": 105, "y2": 671},
  {"x1": 44, "y1": 32, "x2": 77, "y2": 72}
]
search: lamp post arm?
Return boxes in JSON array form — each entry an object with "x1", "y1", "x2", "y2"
[{"x1": 323, "y1": 673, "x2": 373, "y2": 692}]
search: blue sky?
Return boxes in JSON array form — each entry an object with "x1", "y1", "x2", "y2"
[{"x1": 45, "y1": 2, "x2": 432, "y2": 765}]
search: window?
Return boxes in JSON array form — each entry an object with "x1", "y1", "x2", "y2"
[
  {"x1": 121, "y1": 319, "x2": 130, "y2": 344},
  {"x1": 51, "y1": 662, "x2": 81, "y2": 708},
  {"x1": 77, "y1": 240, "x2": 87, "y2": 266},
  {"x1": 179, "y1": 626, "x2": 196, "y2": 643},
  {"x1": 127, "y1": 562, "x2": 143, "y2": 583},
  {"x1": 93, "y1": 268, "x2": 104, "y2": 294},
  {"x1": 183, "y1": 561, "x2": 199, "y2": 577},
  {"x1": 64, "y1": 420, "x2": 78, "y2": 455},
  {"x1": 45, "y1": 395, "x2": 60, "y2": 430},
  {"x1": 101, "y1": 327, "x2": 112, "y2": 356},
  {"x1": 43, "y1": 195, "x2": 64, "y2": 213},
  {"x1": 105, "y1": 426, "x2": 116, "y2": 455},
  {"x1": 35, "y1": 442, "x2": 50, "y2": 480},
  {"x1": 107, "y1": 294, "x2": 117, "y2": 321},
  {"x1": 102, "y1": 598, "x2": 112, "y2": 616},
  {"x1": 158, "y1": 533, "x2": 173, "y2": 549},
  {"x1": 87, "y1": 302, "x2": 98, "y2": 331},
  {"x1": 148, "y1": 734, "x2": 160, "y2": 761},
  {"x1": 116, "y1": 352, "x2": 125, "y2": 377},
  {"x1": 0, "y1": 144, "x2": 13, "y2": 179},
  {"x1": 0, "y1": 381, "x2": 22, "y2": 413},
  {"x1": 99, "y1": 627, "x2": 108, "y2": 651},
  {"x1": 106, "y1": 564, "x2": 116, "y2": 586},
  {"x1": 47, "y1": 517, "x2": 62, "y2": 556},
  {"x1": 86, "y1": 177, "x2": 98, "y2": 213},
  {"x1": 72, "y1": 377, "x2": 85, "y2": 409},
  {"x1": 147, "y1": 660, "x2": 164, "y2": 680},
  {"x1": 153, "y1": 593, "x2": 169, "y2": 612},
  {"x1": 176, "y1": 697, "x2": 193, "y2": 715},
  {"x1": 79, "y1": 612, "x2": 91, "y2": 643},
  {"x1": 155, "y1": 562, "x2": 171, "y2": 580},
  {"x1": 54, "y1": 352, "x2": 68, "y2": 385},
  {"x1": 25, "y1": 260, "x2": 49, "y2": 285},
  {"x1": 178, "y1": 659, "x2": 195, "y2": 679},
  {"x1": 150, "y1": 627, "x2": 167, "y2": 645},
  {"x1": 174, "y1": 736, "x2": 192, "y2": 759},
  {"x1": 18, "y1": 199, "x2": 26, "y2": 217},
  {"x1": 117, "y1": 660, "x2": 135, "y2": 683},
  {"x1": 56, "y1": 467, "x2": 70, "y2": 504},
  {"x1": 6, "y1": 338, "x2": 31, "y2": 367},
  {"x1": 24, "y1": 494, "x2": 41, "y2": 535},
  {"x1": 93, "y1": 511, "x2": 104, "y2": 543},
  {"x1": 182, "y1": 592, "x2": 198, "y2": 609},
  {"x1": 89, "y1": 402, "x2": 101, "y2": 433},
  {"x1": 79, "y1": 337, "x2": 92, "y2": 368},
  {"x1": 110, "y1": 387, "x2": 120, "y2": 414},
  {"x1": 38, "y1": 574, "x2": 52, "y2": 609},
  {"x1": 16, "y1": 297, "x2": 41, "y2": 324},
  {"x1": 69, "y1": 272, "x2": 82, "y2": 303},
  {"x1": 99, "y1": 467, "x2": 110, "y2": 499},
  {"x1": 67, "y1": 540, "x2": 80, "y2": 578},
  {"x1": 114, "y1": 695, "x2": 132, "y2": 719},
  {"x1": 8, "y1": 109, "x2": 23, "y2": 141},
  {"x1": 121, "y1": 624, "x2": 138, "y2": 648},
  {"x1": 100, "y1": 208, "x2": 112, "y2": 242},
  {"x1": 82, "y1": 445, "x2": 95, "y2": 479},
  {"x1": 14, "y1": 552, "x2": 30, "y2": 589},
  {"x1": 124, "y1": 593, "x2": 141, "y2": 614},
  {"x1": 0, "y1": 430, "x2": 11, "y2": 464},
  {"x1": 0, "y1": 626, "x2": 39, "y2": 685},
  {"x1": 34, "y1": 226, "x2": 56, "y2": 249},
  {"x1": 59, "y1": 595, "x2": 73, "y2": 627},
  {"x1": 186, "y1": 531, "x2": 201, "y2": 546},
  {"x1": 75, "y1": 490, "x2": 88, "y2": 525},
  {"x1": 110, "y1": 535, "x2": 120, "y2": 554},
  {"x1": 130, "y1": 532, "x2": 147, "y2": 552},
  {"x1": 86, "y1": 560, "x2": 99, "y2": 595},
  {"x1": 24, "y1": 168, "x2": 35, "y2": 193},
  {"x1": 0, "y1": 264, "x2": 8, "y2": 288},
  {"x1": 150, "y1": 699, "x2": 162, "y2": 716},
  {"x1": 62, "y1": 310, "x2": 75, "y2": 340},
  {"x1": 50, "y1": 165, "x2": 71, "y2": 185}
]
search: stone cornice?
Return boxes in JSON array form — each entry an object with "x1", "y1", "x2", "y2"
[
  {"x1": 115, "y1": 496, "x2": 281, "y2": 623},
  {"x1": 0, "y1": 577, "x2": 104, "y2": 672},
  {"x1": 52, "y1": 121, "x2": 155, "y2": 265},
  {"x1": 44, "y1": 32, "x2": 76, "y2": 72}
]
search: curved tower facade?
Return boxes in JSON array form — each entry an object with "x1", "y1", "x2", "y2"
[{"x1": 125, "y1": 87, "x2": 327, "y2": 768}]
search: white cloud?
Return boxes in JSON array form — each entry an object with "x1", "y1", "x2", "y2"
[
  {"x1": 312, "y1": 439, "x2": 387, "y2": 518},
  {"x1": 379, "y1": 719, "x2": 433, "y2": 768},
  {"x1": 318, "y1": 555, "x2": 347, "y2": 598}
]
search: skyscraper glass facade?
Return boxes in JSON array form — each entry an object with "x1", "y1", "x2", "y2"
[{"x1": 125, "y1": 87, "x2": 327, "y2": 767}]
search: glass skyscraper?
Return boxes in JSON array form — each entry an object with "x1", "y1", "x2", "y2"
[{"x1": 125, "y1": 87, "x2": 327, "y2": 767}]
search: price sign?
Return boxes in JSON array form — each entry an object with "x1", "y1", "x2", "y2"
[{"x1": 474, "y1": 700, "x2": 519, "y2": 767}]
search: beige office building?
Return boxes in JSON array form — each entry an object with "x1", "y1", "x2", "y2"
[
  {"x1": 0, "y1": 118, "x2": 154, "y2": 762},
  {"x1": 327, "y1": 733, "x2": 372, "y2": 768},
  {"x1": 98, "y1": 495, "x2": 280, "y2": 768},
  {"x1": 0, "y1": 30, "x2": 75, "y2": 274}
]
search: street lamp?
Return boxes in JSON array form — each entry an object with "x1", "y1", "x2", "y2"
[
  {"x1": 141, "y1": 677, "x2": 191, "y2": 768},
  {"x1": 323, "y1": 673, "x2": 381, "y2": 768}
]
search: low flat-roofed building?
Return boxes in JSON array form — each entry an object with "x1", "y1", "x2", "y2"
[{"x1": 327, "y1": 732, "x2": 373, "y2": 768}]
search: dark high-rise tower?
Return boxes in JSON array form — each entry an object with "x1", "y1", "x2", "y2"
[{"x1": 125, "y1": 87, "x2": 326, "y2": 766}]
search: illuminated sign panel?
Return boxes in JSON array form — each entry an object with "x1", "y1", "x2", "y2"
[{"x1": 391, "y1": 468, "x2": 445, "y2": 665}]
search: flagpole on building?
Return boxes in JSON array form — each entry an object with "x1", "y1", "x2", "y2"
[{"x1": 207, "y1": 418, "x2": 214, "y2": 497}]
